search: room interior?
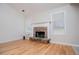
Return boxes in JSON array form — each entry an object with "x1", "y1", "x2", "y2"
[{"x1": 0, "y1": 3, "x2": 79, "y2": 55}]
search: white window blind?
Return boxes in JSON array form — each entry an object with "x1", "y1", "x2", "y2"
[{"x1": 53, "y1": 12, "x2": 64, "y2": 35}]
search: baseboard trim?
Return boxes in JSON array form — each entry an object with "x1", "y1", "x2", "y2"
[
  {"x1": 50, "y1": 41, "x2": 79, "y2": 47},
  {"x1": 0, "y1": 39, "x2": 22, "y2": 44}
]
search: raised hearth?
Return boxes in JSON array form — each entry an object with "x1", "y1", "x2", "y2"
[{"x1": 29, "y1": 37, "x2": 50, "y2": 44}]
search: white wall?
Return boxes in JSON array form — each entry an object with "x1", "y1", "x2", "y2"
[
  {"x1": 0, "y1": 4, "x2": 25, "y2": 43},
  {"x1": 65, "y1": 5, "x2": 79, "y2": 35},
  {"x1": 25, "y1": 4, "x2": 79, "y2": 46},
  {"x1": 25, "y1": 18, "x2": 32, "y2": 38},
  {"x1": 51, "y1": 5, "x2": 79, "y2": 46}
]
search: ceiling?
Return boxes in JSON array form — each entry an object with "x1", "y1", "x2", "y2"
[{"x1": 9, "y1": 3, "x2": 68, "y2": 17}]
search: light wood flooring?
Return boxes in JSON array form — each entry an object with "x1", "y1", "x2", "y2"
[{"x1": 0, "y1": 39, "x2": 75, "y2": 55}]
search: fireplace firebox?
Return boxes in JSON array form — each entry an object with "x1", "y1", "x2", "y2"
[
  {"x1": 33, "y1": 27, "x2": 47, "y2": 38},
  {"x1": 35, "y1": 32, "x2": 45, "y2": 38}
]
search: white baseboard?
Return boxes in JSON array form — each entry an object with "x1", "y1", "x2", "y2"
[
  {"x1": 50, "y1": 41, "x2": 79, "y2": 47},
  {"x1": 0, "y1": 38, "x2": 21, "y2": 44}
]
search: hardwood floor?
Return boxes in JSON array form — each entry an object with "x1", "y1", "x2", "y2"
[{"x1": 0, "y1": 39, "x2": 75, "y2": 55}]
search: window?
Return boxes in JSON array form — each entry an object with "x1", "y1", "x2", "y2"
[{"x1": 53, "y1": 12, "x2": 64, "y2": 35}]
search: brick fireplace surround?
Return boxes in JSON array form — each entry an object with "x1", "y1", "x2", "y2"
[
  {"x1": 29, "y1": 27, "x2": 50, "y2": 43},
  {"x1": 33, "y1": 27, "x2": 47, "y2": 38}
]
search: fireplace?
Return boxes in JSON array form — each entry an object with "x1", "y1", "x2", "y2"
[
  {"x1": 35, "y1": 31, "x2": 45, "y2": 38},
  {"x1": 33, "y1": 27, "x2": 47, "y2": 38}
]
